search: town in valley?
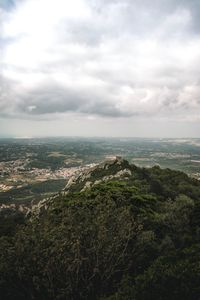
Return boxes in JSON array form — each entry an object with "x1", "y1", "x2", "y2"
[{"x1": 1, "y1": 137, "x2": 200, "y2": 207}]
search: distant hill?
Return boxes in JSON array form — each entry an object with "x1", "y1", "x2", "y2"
[{"x1": 0, "y1": 158, "x2": 200, "y2": 299}]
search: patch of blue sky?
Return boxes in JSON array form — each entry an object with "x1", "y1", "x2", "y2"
[{"x1": 0, "y1": 0, "x2": 15, "y2": 10}]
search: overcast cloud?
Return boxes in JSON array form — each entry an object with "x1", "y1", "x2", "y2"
[{"x1": 0, "y1": 0, "x2": 200, "y2": 137}]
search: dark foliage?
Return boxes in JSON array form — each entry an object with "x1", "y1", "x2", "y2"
[{"x1": 0, "y1": 165, "x2": 200, "y2": 299}]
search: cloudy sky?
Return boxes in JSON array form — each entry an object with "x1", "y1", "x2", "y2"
[{"x1": 0, "y1": 0, "x2": 200, "y2": 137}]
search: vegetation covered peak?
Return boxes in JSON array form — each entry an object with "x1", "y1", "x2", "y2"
[
  {"x1": 0, "y1": 162, "x2": 200, "y2": 299},
  {"x1": 63, "y1": 156, "x2": 134, "y2": 193}
]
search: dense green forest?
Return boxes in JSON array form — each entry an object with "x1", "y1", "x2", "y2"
[{"x1": 0, "y1": 162, "x2": 200, "y2": 299}]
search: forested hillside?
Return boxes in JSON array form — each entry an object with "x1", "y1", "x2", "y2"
[{"x1": 0, "y1": 159, "x2": 200, "y2": 299}]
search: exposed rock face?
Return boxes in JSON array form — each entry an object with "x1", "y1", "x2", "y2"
[
  {"x1": 30, "y1": 194, "x2": 59, "y2": 218},
  {"x1": 29, "y1": 157, "x2": 134, "y2": 217},
  {"x1": 91, "y1": 168, "x2": 131, "y2": 189},
  {"x1": 0, "y1": 157, "x2": 133, "y2": 219},
  {"x1": 64, "y1": 156, "x2": 133, "y2": 193}
]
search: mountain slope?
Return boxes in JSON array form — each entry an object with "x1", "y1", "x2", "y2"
[
  {"x1": 0, "y1": 158, "x2": 200, "y2": 300},
  {"x1": 64, "y1": 156, "x2": 134, "y2": 193}
]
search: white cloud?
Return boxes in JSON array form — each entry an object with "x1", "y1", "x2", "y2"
[{"x1": 1, "y1": 0, "x2": 200, "y2": 136}]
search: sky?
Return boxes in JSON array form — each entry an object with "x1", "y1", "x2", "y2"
[{"x1": 0, "y1": 0, "x2": 200, "y2": 137}]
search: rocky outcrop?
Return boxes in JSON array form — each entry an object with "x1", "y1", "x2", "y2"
[
  {"x1": 29, "y1": 157, "x2": 134, "y2": 217},
  {"x1": 64, "y1": 156, "x2": 133, "y2": 193},
  {"x1": 30, "y1": 193, "x2": 59, "y2": 218},
  {"x1": 81, "y1": 169, "x2": 132, "y2": 192}
]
